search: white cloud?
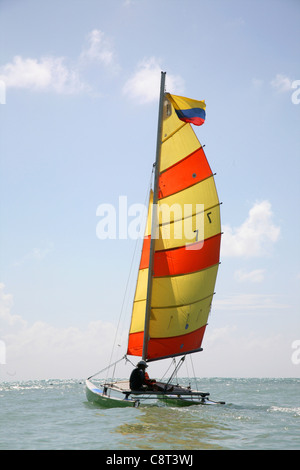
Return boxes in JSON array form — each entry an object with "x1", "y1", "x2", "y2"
[
  {"x1": 203, "y1": 326, "x2": 293, "y2": 378},
  {"x1": 0, "y1": 55, "x2": 88, "y2": 94},
  {"x1": 221, "y1": 200, "x2": 280, "y2": 258},
  {"x1": 0, "y1": 284, "x2": 296, "y2": 380},
  {"x1": 0, "y1": 29, "x2": 120, "y2": 96},
  {"x1": 234, "y1": 269, "x2": 265, "y2": 283},
  {"x1": 271, "y1": 74, "x2": 294, "y2": 93},
  {"x1": 0, "y1": 283, "x2": 26, "y2": 330},
  {"x1": 4, "y1": 319, "x2": 119, "y2": 379},
  {"x1": 0, "y1": 283, "x2": 125, "y2": 380},
  {"x1": 123, "y1": 57, "x2": 185, "y2": 104},
  {"x1": 79, "y1": 29, "x2": 118, "y2": 69}
]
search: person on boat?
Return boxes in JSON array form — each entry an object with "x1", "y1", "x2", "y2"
[{"x1": 129, "y1": 360, "x2": 158, "y2": 391}]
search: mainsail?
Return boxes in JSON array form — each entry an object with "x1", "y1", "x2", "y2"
[{"x1": 127, "y1": 72, "x2": 221, "y2": 363}]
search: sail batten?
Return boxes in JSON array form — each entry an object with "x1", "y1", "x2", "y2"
[
  {"x1": 127, "y1": 78, "x2": 221, "y2": 362},
  {"x1": 149, "y1": 293, "x2": 216, "y2": 311}
]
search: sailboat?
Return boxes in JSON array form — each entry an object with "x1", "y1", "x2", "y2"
[{"x1": 86, "y1": 72, "x2": 224, "y2": 407}]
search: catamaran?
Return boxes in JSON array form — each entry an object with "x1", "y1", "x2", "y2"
[{"x1": 86, "y1": 72, "x2": 224, "y2": 407}]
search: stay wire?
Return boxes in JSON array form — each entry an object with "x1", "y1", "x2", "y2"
[{"x1": 105, "y1": 167, "x2": 155, "y2": 382}]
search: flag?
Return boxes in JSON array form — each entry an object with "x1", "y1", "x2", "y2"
[{"x1": 166, "y1": 93, "x2": 206, "y2": 126}]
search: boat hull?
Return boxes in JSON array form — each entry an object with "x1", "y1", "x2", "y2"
[
  {"x1": 86, "y1": 379, "x2": 225, "y2": 408},
  {"x1": 85, "y1": 380, "x2": 138, "y2": 408}
]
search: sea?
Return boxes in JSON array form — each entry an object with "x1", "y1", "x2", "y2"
[{"x1": 0, "y1": 378, "x2": 299, "y2": 452}]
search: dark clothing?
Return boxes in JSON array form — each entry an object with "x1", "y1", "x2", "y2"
[{"x1": 129, "y1": 367, "x2": 146, "y2": 391}]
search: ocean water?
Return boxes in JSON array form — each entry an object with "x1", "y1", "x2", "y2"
[{"x1": 0, "y1": 377, "x2": 299, "y2": 451}]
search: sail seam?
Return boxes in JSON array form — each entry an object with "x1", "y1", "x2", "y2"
[
  {"x1": 161, "y1": 121, "x2": 187, "y2": 144},
  {"x1": 153, "y1": 262, "x2": 219, "y2": 279},
  {"x1": 149, "y1": 324, "x2": 207, "y2": 341},
  {"x1": 151, "y1": 292, "x2": 215, "y2": 310},
  {"x1": 158, "y1": 173, "x2": 216, "y2": 201},
  {"x1": 158, "y1": 202, "x2": 221, "y2": 227},
  {"x1": 159, "y1": 143, "x2": 202, "y2": 174},
  {"x1": 154, "y1": 231, "x2": 221, "y2": 254},
  {"x1": 132, "y1": 291, "x2": 215, "y2": 309}
]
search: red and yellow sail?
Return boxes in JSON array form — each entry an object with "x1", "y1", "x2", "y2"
[{"x1": 127, "y1": 92, "x2": 221, "y2": 362}]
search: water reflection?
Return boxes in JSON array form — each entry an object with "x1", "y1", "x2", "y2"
[{"x1": 114, "y1": 405, "x2": 227, "y2": 450}]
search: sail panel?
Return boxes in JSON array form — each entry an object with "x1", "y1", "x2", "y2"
[
  {"x1": 160, "y1": 124, "x2": 200, "y2": 172},
  {"x1": 155, "y1": 204, "x2": 221, "y2": 251},
  {"x1": 149, "y1": 295, "x2": 213, "y2": 338},
  {"x1": 138, "y1": 229, "x2": 221, "y2": 277},
  {"x1": 153, "y1": 233, "x2": 221, "y2": 277},
  {"x1": 151, "y1": 264, "x2": 219, "y2": 309},
  {"x1": 147, "y1": 325, "x2": 207, "y2": 361},
  {"x1": 158, "y1": 147, "x2": 212, "y2": 199},
  {"x1": 139, "y1": 235, "x2": 151, "y2": 270},
  {"x1": 127, "y1": 331, "x2": 144, "y2": 357},
  {"x1": 133, "y1": 268, "x2": 149, "y2": 302},
  {"x1": 157, "y1": 176, "x2": 219, "y2": 225},
  {"x1": 129, "y1": 300, "x2": 147, "y2": 333}
]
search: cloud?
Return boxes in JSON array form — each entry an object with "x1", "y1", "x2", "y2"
[
  {"x1": 0, "y1": 29, "x2": 119, "y2": 95},
  {"x1": 234, "y1": 269, "x2": 265, "y2": 283},
  {"x1": 0, "y1": 283, "x2": 26, "y2": 331},
  {"x1": 3, "y1": 319, "x2": 122, "y2": 380},
  {"x1": 79, "y1": 29, "x2": 118, "y2": 70},
  {"x1": 221, "y1": 200, "x2": 280, "y2": 258},
  {"x1": 13, "y1": 243, "x2": 54, "y2": 267},
  {"x1": 123, "y1": 57, "x2": 185, "y2": 104},
  {"x1": 0, "y1": 55, "x2": 88, "y2": 94},
  {"x1": 203, "y1": 326, "x2": 293, "y2": 377},
  {"x1": 271, "y1": 74, "x2": 294, "y2": 93},
  {"x1": 0, "y1": 283, "x2": 124, "y2": 380}
]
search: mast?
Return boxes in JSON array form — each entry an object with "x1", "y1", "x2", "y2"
[{"x1": 142, "y1": 71, "x2": 166, "y2": 361}]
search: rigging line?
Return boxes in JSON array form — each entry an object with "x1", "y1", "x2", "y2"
[
  {"x1": 87, "y1": 355, "x2": 126, "y2": 381},
  {"x1": 190, "y1": 355, "x2": 198, "y2": 391},
  {"x1": 165, "y1": 356, "x2": 186, "y2": 388},
  {"x1": 106, "y1": 166, "x2": 155, "y2": 380},
  {"x1": 119, "y1": 165, "x2": 155, "y2": 340},
  {"x1": 105, "y1": 235, "x2": 140, "y2": 381},
  {"x1": 185, "y1": 355, "x2": 191, "y2": 382},
  {"x1": 160, "y1": 358, "x2": 176, "y2": 381}
]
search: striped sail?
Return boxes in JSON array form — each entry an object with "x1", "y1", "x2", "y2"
[{"x1": 127, "y1": 91, "x2": 221, "y2": 362}]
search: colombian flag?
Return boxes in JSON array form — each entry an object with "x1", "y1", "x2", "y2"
[{"x1": 166, "y1": 93, "x2": 206, "y2": 126}]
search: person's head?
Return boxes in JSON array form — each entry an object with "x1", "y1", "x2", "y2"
[{"x1": 137, "y1": 360, "x2": 148, "y2": 369}]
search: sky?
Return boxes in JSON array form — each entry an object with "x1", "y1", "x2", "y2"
[{"x1": 0, "y1": 0, "x2": 299, "y2": 382}]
